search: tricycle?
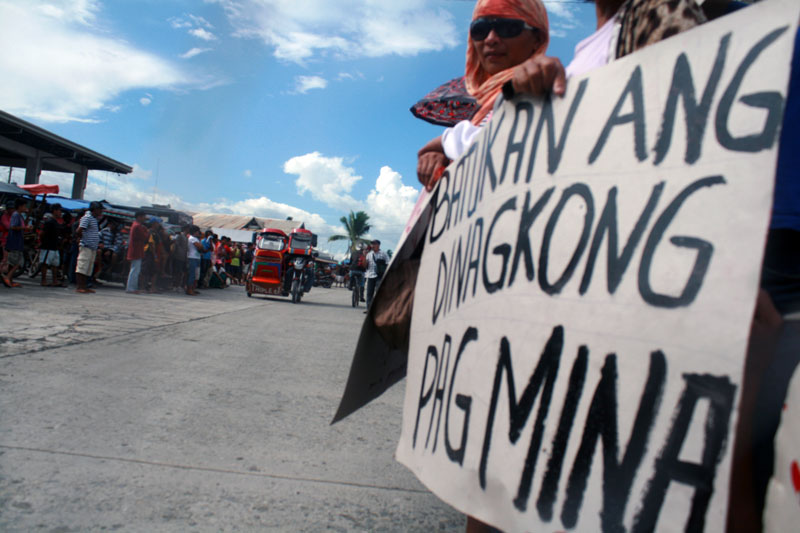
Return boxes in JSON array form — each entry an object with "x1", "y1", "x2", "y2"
[{"x1": 245, "y1": 228, "x2": 317, "y2": 303}]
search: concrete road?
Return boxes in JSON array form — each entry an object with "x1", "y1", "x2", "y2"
[{"x1": 0, "y1": 279, "x2": 464, "y2": 532}]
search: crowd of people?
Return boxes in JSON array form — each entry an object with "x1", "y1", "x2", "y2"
[{"x1": 0, "y1": 198, "x2": 256, "y2": 296}]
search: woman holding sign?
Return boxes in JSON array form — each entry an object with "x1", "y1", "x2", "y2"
[
  {"x1": 417, "y1": 0, "x2": 551, "y2": 191},
  {"x1": 417, "y1": 0, "x2": 707, "y2": 191}
]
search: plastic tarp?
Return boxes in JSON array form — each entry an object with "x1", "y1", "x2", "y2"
[
  {"x1": 35, "y1": 195, "x2": 136, "y2": 221},
  {"x1": 0, "y1": 182, "x2": 31, "y2": 196},
  {"x1": 36, "y1": 195, "x2": 87, "y2": 211}
]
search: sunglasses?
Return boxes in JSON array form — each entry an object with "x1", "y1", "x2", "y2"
[{"x1": 469, "y1": 17, "x2": 538, "y2": 41}]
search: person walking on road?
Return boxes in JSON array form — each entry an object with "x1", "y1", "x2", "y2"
[
  {"x1": 3, "y1": 198, "x2": 30, "y2": 288},
  {"x1": 126, "y1": 211, "x2": 148, "y2": 294},
  {"x1": 171, "y1": 224, "x2": 189, "y2": 291},
  {"x1": 186, "y1": 225, "x2": 204, "y2": 296},
  {"x1": 364, "y1": 239, "x2": 389, "y2": 312},
  {"x1": 74, "y1": 202, "x2": 103, "y2": 294},
  {"x1": 39, "y1": 209, "x2": 63, "y2": 287}
]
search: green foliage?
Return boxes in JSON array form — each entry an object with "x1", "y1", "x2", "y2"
[{"x1": 328, "y1": 210, "x2": 371, "y2": 252}]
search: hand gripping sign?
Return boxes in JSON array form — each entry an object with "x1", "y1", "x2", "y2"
[{"x1": 394, "y1": 2, "x2": 800, "y2": 532}]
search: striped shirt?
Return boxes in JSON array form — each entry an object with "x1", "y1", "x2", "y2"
[
  {"x1": 78, "y1": 213, "x2": 100, "y2": 250},
  {"x1": 100, "y1": 227, "x2": 124, "y2": 253}
]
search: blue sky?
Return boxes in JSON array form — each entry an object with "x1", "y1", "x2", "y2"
[{"x1": 0, "y1": 0, "x2": 595, "y2": 256}]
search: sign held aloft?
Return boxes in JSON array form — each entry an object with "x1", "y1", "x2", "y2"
[{"x1": 396, "y1": 2, "x2": 800, "y2": 532}]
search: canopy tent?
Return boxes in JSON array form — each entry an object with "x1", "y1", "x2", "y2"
[{"x1": 20, "y1": 183, "x2": 59, "y2": 195}]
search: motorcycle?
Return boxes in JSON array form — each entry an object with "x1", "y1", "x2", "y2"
[
  {"x1": 286, "y1": 255, "x2": 314, "y2": 303},
  {"x1": 314, "y1": 265, "x2": 334, "y2": 288}
]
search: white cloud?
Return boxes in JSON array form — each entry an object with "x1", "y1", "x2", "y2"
[
  {"x1": 170, "y1": 17, "x2": 192, "y2": 29},
  {"x1": 293, "y1": 75, "x2": 327, "y2": 94},
  {"x1": 243, "y1": 169, "x2": 252, "y2": 178},
  {"x1": 0, "y1": 1, "x2": 196, "y2": 122},
  {"x1": 37, "y1": 0, "x2": 99, "y2": 25},
  {"x1": 546, "y1": 1, "x2": 580, "y2": 23},
  {"x1": 366, "y1": 166, "x2": 418, "y2": 234},
  {"x1": 188, "y1": 14, "x2": 213, "y2": 29},
  {"x1": 189, "y1": 27, "x2": 217, "y2": 41},
  {"x1": 210, "y1": 197, "x2": 333, "y2": 234},
  {"x1": 139, "y1": 97, "x2": 152, "y2": 106},
  {"x1": 128, "y1": 164, "x2": 152, "y2": 180},
  {"x1": 545, "y1": 1, "x2": 582, "y2": 33},
  {"x1": 180, "y1": 47, "x2": 212, "y2": 59},
  {"x1": 337, "y1": 71, "x2": 364, "y2": 82},
  {"x1": 284, "y1": 152, "x2": 361, "y2": 212},
  {"x1": 210, "y1": 0, "x2": 459, "y2": 64},
  {"x1": 170, "y1": 13, "x2": 214, "y2": 30}
]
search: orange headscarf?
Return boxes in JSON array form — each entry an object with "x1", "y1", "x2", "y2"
[{"x1": 465, "y1": 0, "x2": 549, "y2": 125}]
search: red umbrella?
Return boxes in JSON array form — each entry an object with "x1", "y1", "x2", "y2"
[{"x1": 409, "y1": 76, "x2": 477, "y2": 127}]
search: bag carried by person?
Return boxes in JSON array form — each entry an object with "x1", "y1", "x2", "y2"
[
  {"x1": 375, "y1": 256, "x2": 388, "y2": 278},
  {"x1": 355, "y1": 252, "x2": 366, "y2": 270}
]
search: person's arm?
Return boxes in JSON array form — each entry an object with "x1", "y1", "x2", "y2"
[
  {"x1": 417, "y1": 136, "x2": 450, "y2": 191},
  {"x1": 75, "y1": 218, "x2": 87, "y2": 241}
]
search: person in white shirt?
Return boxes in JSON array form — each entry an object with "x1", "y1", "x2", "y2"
[
  {"x1": 364, "y1": 239, "x2": 390, "y2": 311},
  {"x1": 186, "y1": 225, "x2": 204, "y2": 295}
]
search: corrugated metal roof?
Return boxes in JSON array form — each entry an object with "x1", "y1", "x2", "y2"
[{"x1": 190, "y1": 212, "x2": 303, "y2": 234}]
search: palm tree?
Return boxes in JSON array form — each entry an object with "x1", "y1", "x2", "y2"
[{"x1": 328, "y1": 210, "x2": 371, "y2": 253}]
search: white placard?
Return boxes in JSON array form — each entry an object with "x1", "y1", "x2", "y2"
[{"x1": 396, "y1": 2, "x2": 799, "y2": 532}]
